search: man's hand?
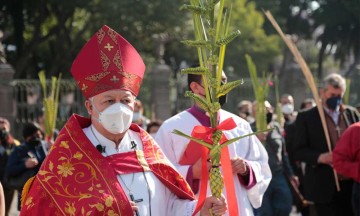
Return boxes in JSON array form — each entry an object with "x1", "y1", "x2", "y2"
[
  {"x1": 200, "y1": 195, "x2": 227, "y2": 216},
  {"x1": 192, "y1": 158, "x2": 211, "y2": 179},
  {"x1": 130, "y1": 201, "x2": 139, "y2": 213},
  {"x1": 289, "y1": 175, "x2": 300, "y2": 188},
  {"x1": 317, "y1": 152, "x2": 333, "y2": 165},
  {"x1": 256, "y1": 132, "x2": 268, "y2": 143},
  {"x1": 231, "y1": 157, "x2": 248, "y2": 176},
  {"x1": 25, "y1": 158, "x2": 38, "y2": 168},
  {"x1": 46, "y1": 139, "x2": 55, "y2": 150}
]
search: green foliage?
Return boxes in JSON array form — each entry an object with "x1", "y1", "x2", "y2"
[
  {"x1": 344, "y1": 79, "x2": 351, "y2": 105},
  {"x1": 181, "y1": 67, "x2": 209, "y2": 75},
  {"x1": 38, "y1": 71, "x2": 62, "y2": 139},
  {"x1": 217, "y1": 80, "x2": 243, "y2": 97},
  {"x1": 185, "y1": 91, "x2": 211, "y2": 113},
  {"x1": 274, "y1": 75, "x2": 283, "y2": 126},
  {"x1": 2, "y1": 0, "x2": 190, "y2": 78},
  {"x1": 256, "y1": 0, "x2": 360, "y2": 78},
  {"x1": 225, "y1": 0, "x2": 281, "y2": 77},
  {"x1": 183, "y1": 0, "x2": 242, "y2": 128},
  {"x1": 216, "y1": 30, "x2": 241, "y2": 46},
  {"x1": 245, "y1": 54, "x2": 270, "y2": 131}
]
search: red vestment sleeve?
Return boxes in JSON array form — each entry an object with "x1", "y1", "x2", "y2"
[{"x1": 333, "y1": 122, "x2": 360, "y2": 183}]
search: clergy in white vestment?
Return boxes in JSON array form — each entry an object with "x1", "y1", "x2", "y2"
[
  {"x1": 20, "y1": 25, "x2": 227, "y2": 216},
  {"x1": 155, "y1": 72, "x2": 272, "y2": 216}
]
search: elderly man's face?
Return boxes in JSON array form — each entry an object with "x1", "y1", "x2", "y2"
[
  {"x1": 85, "y1": 89, "x2": 136, "y2": 117},
  {"x1": 322, "y1": 84, "x2": 344, "y2": 100}
]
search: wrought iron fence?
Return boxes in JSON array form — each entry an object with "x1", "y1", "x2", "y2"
[{"x1": 11, "y1": 79, "x2": 86, "y2": 138}]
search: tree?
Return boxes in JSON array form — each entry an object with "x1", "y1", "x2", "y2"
[
  {"x1": 254, "y1": 0, "x2": 360, "y2": 79},
  {"x1": 225, "y1": 0, "x2": 281, "y2": 78},
  {"x1": 313, "y1": 0, "x2": 360, "y2": 77},
  {"x1": 0, "y1": 0, "x2": 190, "y2": 78}
]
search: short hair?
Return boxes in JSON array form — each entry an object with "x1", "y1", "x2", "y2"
[
  {"x1": 322, "y1": 73, "x2": 346, "y2": 91},
  {"x1": 146, "y1": 120, "x2": 162, "y2": 133},
  {"x1": 300, "y1": 98, "x2": 316, "y2": 110},
  {"x1": 280, "y1": 94, "x2": 294, "y2": 101},
  {"x1": 0, "y1": 117, "x2": 10, "y2": 128},
  {"x1": 22, "y1": 122, "x2": 41, "y2": 139},
  {"x1": 237, "y1": 100, "x2": 252, "y2": 108}
]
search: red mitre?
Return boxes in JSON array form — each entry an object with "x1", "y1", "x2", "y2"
[{"x1": 71, "y1": 25, "x2": 145, "y2": 98}]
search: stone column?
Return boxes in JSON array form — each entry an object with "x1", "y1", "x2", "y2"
[
  {"x1": 0, "y1": 29, "x2": 16, "y2": 133},
  {"x1": 0, "y1": 63, "x2": 16, "y2": 131},
  {"x1": 151, "y1": 63, "x2": 172, "y2": 121},
  {"x1": 150, "y1": 33, "x2": 173, "y2": 121}
]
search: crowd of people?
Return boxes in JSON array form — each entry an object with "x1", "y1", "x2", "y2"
[{"x1": 0, "y1": 25, "x2": 359, "y2": 216}]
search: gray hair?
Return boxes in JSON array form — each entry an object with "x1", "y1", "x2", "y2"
[{"x1": 322, "y1": 73, "x2": 346, "y2": 92}]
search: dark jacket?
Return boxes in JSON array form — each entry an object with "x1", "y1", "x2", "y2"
[
  {"x1": 265, "y1": 121, "x2": 294, "y2": 177},
  {"x1": 5, "y1": 141, "x2": 46, "y2": 183},
  {"x1": 293, "y1": 105, "x2": 359, "y2": 203}
]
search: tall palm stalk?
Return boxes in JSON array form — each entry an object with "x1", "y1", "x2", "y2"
[
  {"x1": 173, "y1": 1, "x2": 270, "y2": 212},
  {"x1": 38, "y1": 71, "x2": 62, "y2": 141}
]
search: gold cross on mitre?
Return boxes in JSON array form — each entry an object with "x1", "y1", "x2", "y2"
[
  {"x1": 110, "y1": 75, "x2": 119, "y2": 83},
  {"x1": 81, "y1": 83, "x2": 88, "y2": 92},
  {"x1": 104, "y1": 43, "x2": 114, "y2": 51}
]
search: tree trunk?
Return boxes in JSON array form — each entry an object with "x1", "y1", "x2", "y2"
[{"x1": 318, "y1": 43, "x2": 326, "y2": 79}]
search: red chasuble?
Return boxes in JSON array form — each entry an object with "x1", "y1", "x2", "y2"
[{"x1": 20, "y1": 114, "x2": 195, "y2": 216}]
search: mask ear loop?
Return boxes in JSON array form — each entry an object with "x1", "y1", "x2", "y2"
[{"x1": 90, "y1": 98, "x2": 102, "y2": 123}]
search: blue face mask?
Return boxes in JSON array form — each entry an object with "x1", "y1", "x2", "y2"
[{"x1": 326, "y1": 96, "x2": 342, "y2": 110}]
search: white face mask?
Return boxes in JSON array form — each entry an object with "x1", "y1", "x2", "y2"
[
  {"x1": 132, "y1": 112, "x2": 142, "y2": 122},
  {"x1": 281, "y1": 103, "x2": 294, "y2": 115},
  {"x1": 92, "y1": 101, "x2": 133, "y2": 134}
]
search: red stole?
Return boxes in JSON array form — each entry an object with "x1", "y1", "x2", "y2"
[{"x1": 21, "y1": 114, "x2": 194, "y2": 216}]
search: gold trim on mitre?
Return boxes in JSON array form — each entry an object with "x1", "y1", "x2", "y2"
[
  {"x1": 85, "y1": 71, "x2": 111, "y2": 82},
  {"x1": 113, "y1": 50, "x2": 123, "y2": 70},
  {"x1": 96, "y1": 28, "x2": 106, "y2": 44},
  {"x1": 118, "y1": 71, "x2": 139, "y2": 81},
  {"x1": 100, "y1": 51, "x2": 111, "y2": 71},
  {"x1": 107, "y1": 28, "x2": 118, "y2": 44}
]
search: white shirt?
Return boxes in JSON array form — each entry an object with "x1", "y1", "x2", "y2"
[
  {"x1": 83, "y1": 125, "x2": 197, "y2": 216},
  {"x1": 324, "y1": 106, "x2": 341, "y2": 125}
]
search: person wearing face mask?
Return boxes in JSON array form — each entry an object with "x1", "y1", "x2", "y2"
[
  {"x1": 280, "y1": 95, "x2": 312, "y2": 216},
  {"x1": 5, "y1": 122, "x2": 45, "y2": 211},
  {"x1": 146, "y1": 121, "x2": 162, "y2": 138},
  {"x1": 237, "y1": 100, "x2": 255, "y2": 124},
  {"x1": 132, "y1": 99, "x2": 150, "y2": 129},
  {"x1": 20, "y1": 26, "x2": 227, "y2": 216},
  {"x1": 280, "y1": 94, "x2": 296, "y2": 129},
  {"x1": 293, "y1": 73, "x2": 360, "y2": 216},
  {"x1": 155, "y1": 71, "x2": 271, "y2": 216},
  {"x1": 251, "y1": 101, "x2": 298, "y2": 216},
  {"x1": 0, "y1": 117, "x2": 20, "y2": 215}
]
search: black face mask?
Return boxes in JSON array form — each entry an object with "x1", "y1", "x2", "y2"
[
  {"x1": 266, "y1": 112, "x2": 273, "y2": 124},
  {"x1": 219, "y1": 94, "x2": 227, "y2": 107},
  {"x1": 0, "y1": 129, "x2": 8, "y2": 144},
  {"x1": 219, "y1": 81, "x2": 227, "y2": 107},
  {"x1": 28, "y1": 137, "x2": 41, "y2": 147},
  {"x1": 326, "y1": 96, "x2": 342, "y2": 110}
]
